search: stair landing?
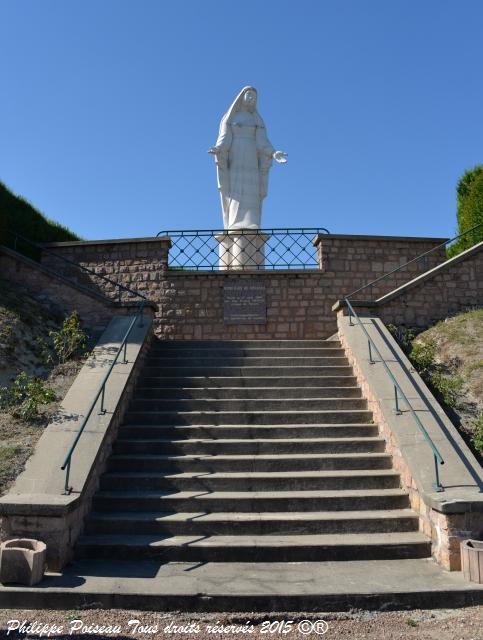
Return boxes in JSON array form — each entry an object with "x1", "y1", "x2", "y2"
[{"x1": 1, "y1": 558, "x2": 482, "y2": 611}]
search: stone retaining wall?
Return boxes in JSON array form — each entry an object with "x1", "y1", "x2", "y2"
[
  {"x1": 337, "y1": 242, "x2": 483, "y2": 328},
  {"x1": 41, "y1": 234, "x2": 447, "y2": 339},
  {"x1": 0, "y1": 317, "x2": 154, "y2": 570},
  {"x1": 0, "y1": 247, "x2": 118, "y2": 328},
  {"x1": 337, "y1": 313, "x2": 483, "y2": 571},
  {"x1": 372, "y1": 242, "x2": 483, "y2": 327}
]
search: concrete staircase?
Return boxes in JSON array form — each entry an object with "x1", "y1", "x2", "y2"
[{"x1": 77, "y1": 339, "x2": 430, "y2": 564}]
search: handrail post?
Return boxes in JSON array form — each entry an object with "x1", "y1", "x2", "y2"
[
  {"x1": 433, "y1": 454, "x2": 444, "y2": 492},
  {"x1": 99, "y1": 384, "x2": 106, "y2": 415},
  {"x1": 139, "y1": 303, "x2": 144, "y2": 328},
  {"x1": 63, "y1": 459, "x2": 71, "y2": 495},
  {"x1": 123, "y1": 341, "x2": 128, "y2": 364},
  {"x1": 393, "y1": 385, "x2": 402, "y2": 415},
  {"x1": 368, "y1": 340, "x2": 375, "y2": 364}
]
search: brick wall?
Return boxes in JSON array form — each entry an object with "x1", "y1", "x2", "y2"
[
  {"x1": 361, "y1": 242, "x2": 483, "y2": 327},
  {"x1": 40, "y1": 234, "x2": 447, "y2": 340},
  {"x1": 315, "y1": 234, "x2": 447, "y2": 297},
  {"x1": 0, "y1": 248, "x2": 117, "y2": 327},
  {"x1": 42, "y1": 237, "x2": 170, "y2": 302}
]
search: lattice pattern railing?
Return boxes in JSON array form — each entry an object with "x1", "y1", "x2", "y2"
[{"x1": 156, "y1": 228, "x2": 329, "y2": 271}]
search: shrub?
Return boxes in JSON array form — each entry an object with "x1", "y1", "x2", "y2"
[
  {"x1": 472, "y1": 414, "x2": 483, "y2": 453},
  {"x1": 0, "y1": 372, "x2": 55, "y2": 421},
  {"x1": 48, "y1": 311, "x2": 88, "y2": 364},
  {"x1": 447, "y1": 166, "x2": 483, "y2": 257},
  {"x1": 386, "y1": 324, "x2": 416, "y2": 353},
  {"x1": 409, "y1": 338, "x2": 463, "y2": 410}
]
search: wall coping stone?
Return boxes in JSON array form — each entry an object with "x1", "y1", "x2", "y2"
[
  {"x1": 43, "y1": 236, "x2": 172, "y2": 248},
  {"x1": 0, "y1": 315, "x2": 152, "y2": 517},
  {"x1": 374, "y1": 241, "x2": 483, "y2": 305},
  {"x1": 166, "y1": 269, "x2": 322, "y2": 277},
  {"x1": 314, "y1": 233, "x2": 448, "y2": 247},
  {"x1": 337, "y1": 313, "x2": 483, "y2": 514}
]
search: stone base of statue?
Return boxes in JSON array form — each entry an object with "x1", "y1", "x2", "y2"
[{"x1": 215, "y1": 232, "x2": 269, "y2": 270}]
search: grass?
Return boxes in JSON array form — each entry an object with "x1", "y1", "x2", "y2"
[
  {"x1": 0, "y1": 444, "x2": 28, "y2": 492},
  {"x1": 391, "y1": 309, "x2": 483, "y2": 459},
  {"x1": 0, "y1": 180, "x2": 81, "y2": 260}
]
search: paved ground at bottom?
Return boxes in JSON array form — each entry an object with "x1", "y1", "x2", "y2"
[
  {"x1": 0, "y1": 605, "x2": 482, "y2": 639},
  {"x1": 0, "y1": 558, "x2": 482, "y2": 613}
]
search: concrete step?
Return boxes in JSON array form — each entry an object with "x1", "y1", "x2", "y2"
[
  {"x1": 152, "y1": 339, "x2": 341, "y2": 349},
  {"x1": 139, "y1": 376, "x2": 359, "y2": 388},
  {"x1": 128, "y1": 398, "x2": 368, "y2": 412},
  {"x1": 113, "y1": 436, "x2": 386, "y2": 455},
  {"x1": 118, "y1": 424, "x2": 380, "y2": 440},
  {"x1": 141, "y1": 366, "x2": 354, "y2": 377},
  {"x1": 124, "y1": 409, "x2": 374, "y2": 426},
  {"x1": 76, "y1": 531, "x2": 431, "y2": 562},
  {"x1": 86, "y1": 508, "x2": 419, "y2": 536},
  {"x1": 145, "y1": 356, "x2": 350, "y2": 367},
  {"x1": 108, "y1": 452, "x2": 394, "y2": 473},
  {"x1": 92, "y1": 488, "x2": 410, "y2": 512},
  {"x1": 135, "y1": 386, "x2": 363, "y2": 399},
  {"x1": 5, "y1": 558, "x2": 482, "y2": 612},
  {"x1": 99, "y1": 469, "x2": 401, "y2": 492},
  {"x1": 150, "y1": 347, "x2": 346, "y2": 357}
]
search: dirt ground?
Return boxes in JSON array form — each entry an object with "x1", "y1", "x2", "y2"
[{"x1": 0, "y1": 606, "x2": 481, "y2": 639}]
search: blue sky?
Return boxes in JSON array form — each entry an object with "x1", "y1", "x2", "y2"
[{"x1": 1, "y1": 0, "x2": 482, "y2": 240}]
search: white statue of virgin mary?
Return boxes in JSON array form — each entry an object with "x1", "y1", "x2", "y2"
[{"x1": 209, "y1": 86, "x2": 287, "y2": 230}]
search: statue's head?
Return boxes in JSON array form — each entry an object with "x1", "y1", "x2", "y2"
[{"x1": 241, "y1": 88, "x2": 257, "y2": 111}]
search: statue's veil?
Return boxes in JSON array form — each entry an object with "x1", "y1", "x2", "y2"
[{"x1": 216, "y1": 86, "x2": 263, "y2": 146}]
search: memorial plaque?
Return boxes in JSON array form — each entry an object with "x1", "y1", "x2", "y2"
[{"x1": 224, "y1": 281, "x2": 266, "y2": 324}]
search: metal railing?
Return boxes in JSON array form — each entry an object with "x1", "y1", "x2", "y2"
[
  {"x1": 347, "y1": 222, "x2": 483, "y2": 302},
  {"x1": 156, "y1": 228, "x2": 329, "y2": 271},
  {"x1": 341, "y1": 223, "x2": 483, "y2": 490},
  {"x1": 60, "y1": 304, "x2": 145, "y2": 494},
  {"x1": 2, "y1": 231, "x2": 151, "y2": 494},
  {"x1": 344, "y1": 299, "x2": 444, "y2": 491},
  {"x1": 7, "y1": 231, "x2": 149, "y2": 304}
]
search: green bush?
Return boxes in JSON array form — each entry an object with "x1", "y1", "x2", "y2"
[
  {"x1": 47, "y1": 311, "x2": 88, "y2": 364},
  {"x1": 447, "y1": 166, "x2": 483, "y2": 257},
  {"x1": 0, "y1": 372, "x2": 55, "y2": 421},
  {"x1": 410, "y1": 339, "x2": 437, "y2": 375},
  {"x1": 409, "y1": 338, "x2": 463, "y2": 409},
  {"x1": 472, "y1": 414, "x2": 483, "y2": 453},
  {"x1": 0, "y1": 181, "x2": 81, "y2": 260}
]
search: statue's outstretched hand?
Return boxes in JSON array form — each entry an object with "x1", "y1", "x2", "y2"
[
  {"x1": 208, "y1": 147, "x2": 219, "y2": 155},
  {"x1": 273, "y1": 151, "x2": 288, "y2": 164}
]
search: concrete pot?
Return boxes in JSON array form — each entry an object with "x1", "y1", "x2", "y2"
[
  {"x1": 0, "y1": 538, "x2": 47, "y2": 586},
  {"x1": 461, "y1": 539, "x2": 483, "y2": 584}
]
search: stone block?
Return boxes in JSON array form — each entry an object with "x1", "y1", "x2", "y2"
[{"x1": 0, "y1": 538, "x2": 47, "y2": 586}]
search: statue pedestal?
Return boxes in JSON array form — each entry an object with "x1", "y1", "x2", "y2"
[
  {"x1": 215, "y1": 233, "x2": 269, "y2": 270},
  {"x1": 214, "y1": 234, "x2": 233, "y2": 270}
]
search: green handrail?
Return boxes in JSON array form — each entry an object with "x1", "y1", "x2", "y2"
[
  {"x1": 343, "y1": 299, "x2": 444, "y2": 491},
  {"x1": 347, "y1": 222, "x2": 483, "y2": 301},
  {"x1": 3, "y1": 230, "x2": 152, "y2": 494},
  {"x1": 339, "y1": 223, "x2": 483, "y2": 492},
  {"x1": 60, "y1": 303, "x2": 145, "y2": 494}
]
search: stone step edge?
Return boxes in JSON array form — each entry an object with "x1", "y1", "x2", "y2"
[
  {"x1": 94, "y1": 488, "x2": 409, "y2": 499},
  {"x1": 76, "y1": 531, "x2": 429, "y2": 548},
  {"x1": 87, "y1": 508, "x2": 418, "y2": 522},
  {"x1": 102, "y1": 469, "x2": 400, "y2": 480},
  {"x1": 115, "y1": 436, "x2": 384, "y2": 444},
  {"x1": 110, "y1": 452, "x2": 391, "y2": 460}
]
